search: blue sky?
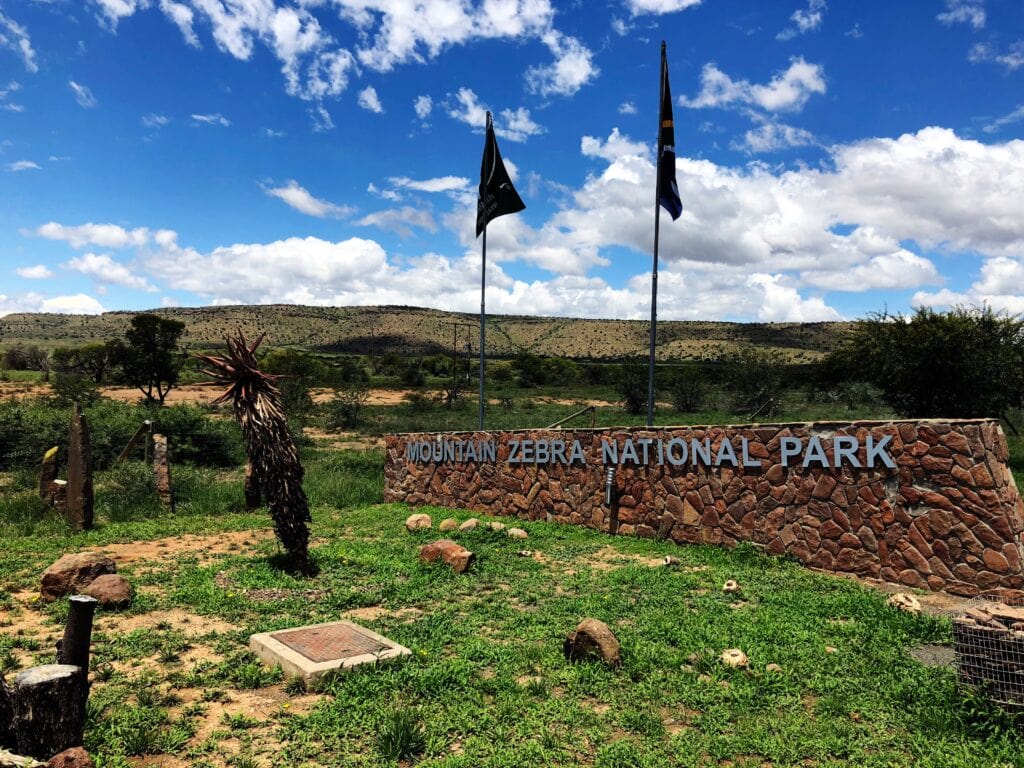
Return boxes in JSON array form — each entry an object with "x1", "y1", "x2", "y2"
[{"x1": 0, "y1": 0, "x2": 1022, "y2": 322}]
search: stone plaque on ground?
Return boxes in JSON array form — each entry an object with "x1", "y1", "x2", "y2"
[{"x1": 249, "y1": 620, "x2": 410, "y2": 683}]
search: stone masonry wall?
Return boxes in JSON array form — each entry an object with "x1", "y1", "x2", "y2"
[{"x1": 384, "y1": 420, "x2": 1024, "y2": 595}]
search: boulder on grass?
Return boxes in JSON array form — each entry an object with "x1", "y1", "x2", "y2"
[
  {"x1": 405, "y1": 514, "x2": 432, "y2": 532},
  {"x1": 40, "y1": 553, "x2": 116, "y2": 602},
  {"x1": 47, "y1": 748, "x2": 94, "y2": 768},
  {"x1": 563, "y1": 618, "x2": 621, "y2": 667},
  {"x1": 438, "y1": 518, "x2": 458, "y2": 532},
  {"x1": 506, "y1": 528, "x2": 528, "y2": 540},
  {"x1": 82, "y1": 575, "x2": 132, "y2": 609},
  {"x1": 458, "y1": 518, "x2": 478, "y2": 532},
  {"x1": 419, "y1": 540, "x2": 475, "y2": 574}
]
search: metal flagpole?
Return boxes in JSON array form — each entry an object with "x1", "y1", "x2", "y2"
[
  {"x1": 647, "y1": 43, "x2": 666, "y2": 428},
  {"x1": 479, "y1": 226, "x2": 487, "y2": 430}
]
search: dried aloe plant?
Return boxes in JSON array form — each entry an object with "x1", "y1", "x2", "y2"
[{"x1": 197, "y1": 330, "x2": 311, "y2": 573}]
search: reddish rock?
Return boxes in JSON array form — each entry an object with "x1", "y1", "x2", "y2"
[
  {"x1": 564, "y1": 618, "x2": 621, "y2": 667},
  {"x1": 983, "y1": 549, "x2": 1010, "y2": 574},
  {"x1": 48, "y1": 748, "x2": 95, "y2": 768},
  {"x1": 41, "y1": 552, "x2": 116, "y2": 602},
  {"x1": 419, "y1": 539, "x2": 475, "y2": 573},
  {"x1": 83, "y1": 574, "x2": 132, "y2": 608}
]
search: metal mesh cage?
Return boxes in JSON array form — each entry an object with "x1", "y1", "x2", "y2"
[{"x1": 953, "y1": 589, "x2": 1024, "y2": 707}]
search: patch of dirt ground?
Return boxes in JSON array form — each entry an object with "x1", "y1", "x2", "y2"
[
  {"x1": 587, "y1": 545, "x2": 667, "y2": 571},
  {"x1": 92, "y1": 530, "x2": 275, "y2": 568}
]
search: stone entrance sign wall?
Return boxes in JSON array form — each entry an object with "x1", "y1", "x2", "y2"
[{"x1": 384, "y1": 419, "x2": 1024, "y2": 595}]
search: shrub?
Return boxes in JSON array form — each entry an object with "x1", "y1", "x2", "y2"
[
  {"x1": 670, "y1": 368, "x2": 705, "y2": 413},
  {"x1": 50, "y1": 372, "x2": 102, "y2": 407},
  {"x1": 724, "y1": 347, "x2": 786, "y2": 417},
  {"x1": 616, "y1": 357, "x2": 648, "y2": 416},
  {"x1": 833, "y1": 306, "x2": 1024, "y2": 419},
  {"x1": 399, "y1": 361, "x2": 426, "y2": 388},
  {"x1": 327, "y1": 386, "x2": 370, "y2": 429}
]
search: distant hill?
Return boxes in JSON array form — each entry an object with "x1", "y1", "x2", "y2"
[{"x1": 0, "y1": 305, "x2": 854, "y2": 362}]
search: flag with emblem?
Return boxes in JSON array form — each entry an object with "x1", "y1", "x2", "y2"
[
  {"x1": 476, "y1": 111, "x2": 526, "y2": 238},
  {"x1": 657, "y1": 44, "x2": 683, "y2": 220}
]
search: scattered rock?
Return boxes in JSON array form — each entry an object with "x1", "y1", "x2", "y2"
[
  {"x1": 563, "y1": 618, "x2": 621, "y2": 667},
  {"x1": 516, "y1": 550, "x2": 534, "y2": 557},
  {"x1": 40, "y1": 552, "x2": 116, "y2": 602},
  {"x1": 82, "y1": 574, "x2": 132, "y2": 609},
  {"x1": 722, "y1": 580, "x2": 740, "y2": 594},
  {"x1": 720, "y1": 648, "x2": 748, "y2": 668},
  {"x1": 663, "y1": 556, "x2": 680, "y2": 567},
  {"x1": 419, "y1": 539, "x2": 475, "y2": 574},
  {"x1": 405, "y1": 513, "x2": 432, "y2": 532},
  {"x1": 507, "y1": 528, "x2": 528, "y2": 539},
  {"x1": 47, "y1": 748, "x2": 94, "y2": 768},
  {"x1": 825, "y1": 645, "x2": 838, "y2": 654},
  {"x1": 487, "y1": 521, "x2": 506, "y2": 532},
  {"x1": 438, "y1": 518, "x2": 458, "y2": 532},
  {"x1": 458, "y1": 518, "x2": 479, "y2": 532},
  {"x1": 887, "y1": 592, "x2": 922, "y2": 615},
  {"x1": 765, "y1": 663, "x2": 783, "y2": 673}
]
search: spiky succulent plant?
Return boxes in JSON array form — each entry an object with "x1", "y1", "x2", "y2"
[{"x1": 197, "y1": 330, "x2": 311, "y2": 574}]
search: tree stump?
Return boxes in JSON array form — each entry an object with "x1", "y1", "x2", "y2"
[
  {"x1": 58, "y1": 596, "x2": 97, "y2": 672},
  {"x1": 12, "y1": 666, "x2": 86, "y2": 759},
  {"x1": 0, "y1": 681, "x2": 14, "y2": 749},
  {"x1": 66, "y1": 404, "x2": 93, "y2": 531}
]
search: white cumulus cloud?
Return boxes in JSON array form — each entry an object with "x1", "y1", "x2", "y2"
[
  {"x1": 681, "y1": 57, "x2": 826, "y2": 113},
  {"x1": 65, "y1": 252, "x2": 157, "y2": 291},
  {"x1": 15, "y1": 265, "x2": 52, "y2": 279},
  {"x1": 357, "y1": 85, "x2": 384, "y2": 113},
  {"x1": 263, "y1": 180, "x2": 354, "y2": 218}
]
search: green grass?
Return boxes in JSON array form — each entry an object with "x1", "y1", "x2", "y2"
[
  {"x1": 2, "y1": 388, "x2": 1023, "y2": 767},
  {"x1": 2, "y1": 441, "x2": 1024, "y2": 767}
]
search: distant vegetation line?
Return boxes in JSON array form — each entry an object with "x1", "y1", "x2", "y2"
[{"x1": 0, "y1": 304, "x2": 854, "y2": 362}]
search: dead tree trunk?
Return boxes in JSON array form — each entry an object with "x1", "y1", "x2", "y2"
[
  {"x1": 11, "y1": 666, "x2": 86, "y2": 759},
  {"x1": 0, "y1": 681, "x2": 14, "y2": 750}
]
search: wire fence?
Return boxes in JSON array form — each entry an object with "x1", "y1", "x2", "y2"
[{"x1": 953, "y1": 590, "x2": 1024, "y2": 708}]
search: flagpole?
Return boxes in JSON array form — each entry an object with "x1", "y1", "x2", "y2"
[
  {"x1": 647, "y1": 42, "x2": 666, "y2": 428},
  {"x1": 479, "y1": 226, "x2": 487, "y2": 430}
]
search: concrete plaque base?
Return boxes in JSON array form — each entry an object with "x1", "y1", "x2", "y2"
[{"x1": 249, "y1": 620, "x2": 411, "y2": 683}]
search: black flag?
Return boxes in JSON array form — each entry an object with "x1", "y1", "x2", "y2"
[
  {"x1": 476, "y1": 111, "x2": 525, "y2": 238},
  {"x1": 657, "y1": 43, "x2": 682, "y2": 221}
]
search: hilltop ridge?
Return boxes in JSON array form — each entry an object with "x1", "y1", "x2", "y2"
[{"x1": 0, "y1": 305, "x2": 853, "y2": 361}]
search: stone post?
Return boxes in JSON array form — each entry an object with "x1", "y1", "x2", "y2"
[
  {"x1": 65, "y1": 404, "x2": 93, "y2": 531},
  {"x1": 38, "y1": 446, "x2": 59, "y2": 501},
  {"x1": 244, "y1": 459, "x2": 261, "y2": 510},
  {"x1": 152, "y1": 434, "x2": 174, "y2": 511}
]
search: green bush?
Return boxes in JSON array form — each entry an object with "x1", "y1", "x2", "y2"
[
  {"x1": 0, "y1": 398, "x2": 242, "y2": 471},
  {"x1": 616, "y1": 357, "x2": 648, "y2": 416},
  {"x1": 831, "y1": 306, "x2": 1024, "y2": 419},
  {"x1": 670, "y1": 367, "x2": 706, "y2": 413},
  {"x1": 326, "y1": 386, "x2": 370, "y2": 429}
]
